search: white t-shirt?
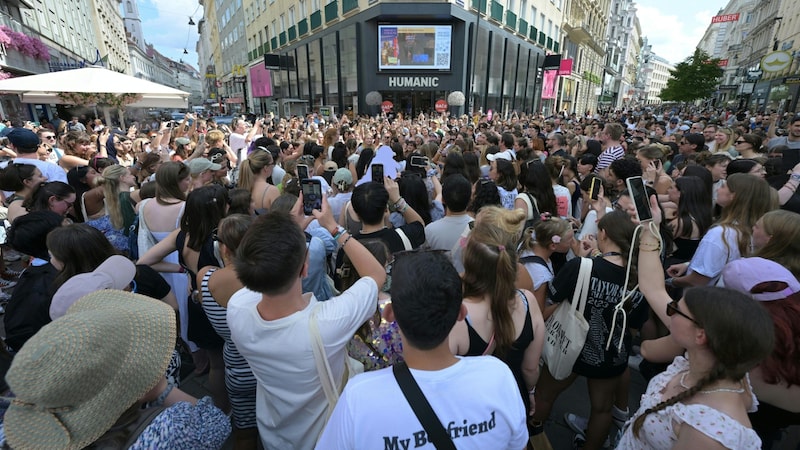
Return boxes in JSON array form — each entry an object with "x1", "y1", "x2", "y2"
[
  {"x1": 520, "y1": 250, "x2": 554, "y2": 291},
  {"x1": 687, "y1": 226, "x2": 742, "y2": 284},
  {"x1": 553, "y1": 184, "x2": 572, "y2": 218},
  {"x1": 227, "y1": 277, "x2": 379, "y2": 449},
  {"x1": 315, "y1": 356, "x2": 528, "y2": 449},
  {"x1": 5, "y1": 158, "x2": 67, "y2": 183}
]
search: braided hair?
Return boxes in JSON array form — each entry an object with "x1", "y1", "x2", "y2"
[{"x1": 632, "y1": 286, "x2": 774, "y2": 438}]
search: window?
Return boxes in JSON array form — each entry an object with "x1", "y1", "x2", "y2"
[
  {"x1": 289, "y1": 6, "x2": 295, "y2": 25},
  {"x1": 271, "y1": 20, "x2": 277, "y2": 38},
  {"x1": 280, "y1": 14, "x2": 285, "y2": 33},
  {"x1": 531, "y1": 6, "x2": 537, "y2": 26},
  {"x1": 520, "y1": 0, "x2": 527, "y2": 20},
  {"x1": 300, "y1": 0, "x2": 306, "y2": 18},
  {"x1": 126, "y1": 1, "x2": 133, "y2": 13},
  {"x1": 313, "y1": 0, "x2": 320, "y2": 11},
  {"x1": 548, "y1": 19, "x2": 552, "y2": 36},
  {"x1": 508, "y1": 0, "x2": 516, "y2": 13},
  {"x1": 539, "y1": 13, "x2": 544, "y2": 31}
]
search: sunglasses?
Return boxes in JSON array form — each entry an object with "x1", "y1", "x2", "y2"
[
  {"x1": 735, "y1": 140, "x2": 747, "y2": 144},
  {"x1": 43, "y1": 135, "x2": 56, "y2": 140},
  {"x1": 666, "y1": 299, "x2": 700, "y2": 326}
]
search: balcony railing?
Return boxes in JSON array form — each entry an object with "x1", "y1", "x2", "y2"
[
  {"x1": 298, "y1": 18, "x2": 308, "y2": 35},
  {"x1": 529, "y1": 26, "x2": 538, "y2": 41},
  {"x1": 271, "y1": 37, "x2": 278, "y2": 50},
  {"x1": 342, "y1": 0, "x2": 358, "y2": 14},
  {"x1": 471, "y1": 0, "x2": 487, "y2": 14},
  {"x1": 490, "y1": 1, "x2": 503, "y2": 21},
  {"x1": 518, "y1": 19, "x2": 528, "y2": 36},
  {"x1": 310, "y1": 10, "x2": 322, "y2": 29},
  {"x1": 288, "y1": 25, "x2": 297, "y2": 41},
  {"x1": 505, "y1": 11, "x2": 516, "y2": 29},
  {"x1": 279, "y1": 32, "x2": 287, "y2": 46},
  {"x1": 538, "y1": 31, "x2": 546, "y2": 46},
  {"x1": 325, "y1": 1, "x2": 338, "y2": 22}
]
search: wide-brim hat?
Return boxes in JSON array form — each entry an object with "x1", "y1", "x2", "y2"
[{"x1": 5, "y1": 291, "x2": 176, "y2": 449}]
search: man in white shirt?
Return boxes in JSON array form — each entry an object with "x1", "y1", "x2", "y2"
[
  {"x1": 227, "y1": 195, "x2": 386, "y2": 449},
  {"x1": 316, "y1": 251, "x2": 528, "y2": 449}
]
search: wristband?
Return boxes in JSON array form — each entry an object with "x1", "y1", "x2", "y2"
[
  {"x1": 331, "y1": 226, "x2": 345, "y2": 240},
  {"x1": 790, "y1": 173, "x2": 800, "y2": 182},
  {"x1": 665, "y1": 277, "x2": 674, "y2": 287},
  {"x1": 528, "y1": 387, "x2": 536, "y2": 395}
]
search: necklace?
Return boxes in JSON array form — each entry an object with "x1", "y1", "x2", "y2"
[
  {"x1": 602, "y1": 251, "x2": 622, "y2": 257},
  {"x1": 679, "y1": 372, "x2": 745, "y2": 394}
]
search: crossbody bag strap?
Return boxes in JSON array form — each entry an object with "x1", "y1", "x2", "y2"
[
  {"x1": 308, "y1": 303, "x2": 339, "y2": 417},
  {"x1": 392, "y1": 362, "x2": 456, "y2": 450},
  {"x1": 395, "y1": 227, "x2": 413, "y2": 251}
]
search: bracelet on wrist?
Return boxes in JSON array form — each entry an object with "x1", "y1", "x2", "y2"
[
  {"x1": 341, "y1": 234, "x2": 353, "y2": 247},
  {"x1": 528, "y1": 386, "x2": 536, "y2": 395},
  {"x1": 154, "y1": 382, "x2": 175, "y2": 406}
]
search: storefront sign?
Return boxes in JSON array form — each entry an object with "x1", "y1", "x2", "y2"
[
  {"x1": 381, "y1": 101, "x2": 393, "y2": 112},
  {"x1": 717, "y1": 59, "x2": 728, "y2": 67},
  {"x1": 711, "y1": 13, "x2": 739, "y2": 24},
  {"x1": 387, "y1": 76, "x2": 440, "y2": 88},
  {"x1": 435, "y1": 99, "x2": 448, "y2": 112},
  {"x1": 761, "y1": 51, "x2": 792, "y2": 73},
  {"x1": 785, "y1": 76, "x2": 800, "y2": 85},
  {"x1": 558, "y1": 59, "x2": 573, "y2": 76}
]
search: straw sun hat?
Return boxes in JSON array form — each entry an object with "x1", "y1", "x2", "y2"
[{"x1": 5, "y1": 290, "x2": 176, "y2": 449}]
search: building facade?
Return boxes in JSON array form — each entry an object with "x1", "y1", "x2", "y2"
[
  {"x1": 87, "y1": 0, "x2": 129, "y2": 73},
  {"x1": 227, "y1": 0, "x2": 557, "y2": 118},
  {"x1": 560, "y1": 0, "x2": 610, "y2": 115},
  {"x1": 644, "y1": 54, "x2": 673, "y2": 105}
]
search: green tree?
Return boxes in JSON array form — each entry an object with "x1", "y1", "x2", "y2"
[{"x1": 659, "y1": 49, "x2": 723, "y2": 102}]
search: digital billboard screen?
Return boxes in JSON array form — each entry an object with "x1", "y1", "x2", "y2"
[{"x1": 378, "y1": 25, "x2": 452, "y2": 71}]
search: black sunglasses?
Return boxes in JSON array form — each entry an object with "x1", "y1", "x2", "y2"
[{"x1": 666, "y1": 299, "x2": 700, "y2": 326}]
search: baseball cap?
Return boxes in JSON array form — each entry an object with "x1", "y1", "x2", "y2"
[
  {"x1": 670, "y1": 117, "x2": 679, "y2": 124},
  {"x1": 721, "y1": 257, "x2": 800, "y2": 302},
  {"x1": 6, "y1": 128, "x2": 40, "y2": 149},
  {"x1": 333, "y1": 168, "x2": 353, "y2": 190},
  {"x1": 175, "y1": 137, "x2": 191, "y2": 146},
  {"x1": 486, "y1": 150, "x2": 513, "y2": 162},
  {"x1": 323, "y1": 161, "x2": 338, "y2": 171},
  {"x1": 679, "y1": 125, "x2": 690, "y2": 131},
  {"x1": 186, "y1": 158, "x2": 221, "y2": 174},
  {"x1": 50, "y1": 255, "x2": 137, "y2": 320}
]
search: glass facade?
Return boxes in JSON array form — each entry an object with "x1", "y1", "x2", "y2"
[
  {"x1": 268, "y1": 6, "x2": 544, "y2": 116},
  {"x1": 322, "y1": 33, "x2": 339, "y2": 107},
  {"x1": 339, "y1": 25, "x2": 358, "y2": 113}
]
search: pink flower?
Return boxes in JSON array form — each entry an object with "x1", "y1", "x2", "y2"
[{"x1": 552, "y1": 235, "x2": 562, "y2": 244}]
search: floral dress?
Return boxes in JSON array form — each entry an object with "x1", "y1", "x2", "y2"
[{"x1": 617, "y1": 356, "x2": 761, "y2": 449}]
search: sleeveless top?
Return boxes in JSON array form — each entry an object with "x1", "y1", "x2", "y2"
[
  {"x1": 176, "y1": 231, "x2": 224, "y2": 349},
  {"x1": 464, "y1": 290, "x2": 534, "y2": 407}
]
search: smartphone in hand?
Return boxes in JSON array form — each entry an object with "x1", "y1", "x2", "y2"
[
  {"x1": 626, "y1": 176, "x2": 653, "y2": 222},
  {"x1": 372, "y1": 163, "x2": 384, "y2": 184},
  {"x1": 301, "y1": 178, "x2": 323, "y2": 215},
  {"x1": 590, "y1": 177, "x2": 601, "y2": 201},
  {"x1": 297, "y1": 164, "x2": 309, "y2": 180}
]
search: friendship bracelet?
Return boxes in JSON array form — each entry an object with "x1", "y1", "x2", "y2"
[
  {"x1": 341, "y1": 234, "x2": 353, "y2": 248},
  {"x1": 154, "y1": 382, "x2": 175, "y2": 406}
]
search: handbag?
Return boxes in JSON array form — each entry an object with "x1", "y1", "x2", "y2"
[
  {"x1": 541, "y1": 257, "x2": 593, "y2": 380},
  {"x1": 393, "y1": 362, "x2": 456, "y2": 450},
  {"x1": 309, "y1": 303, "x2": 364, "y2": 421}
]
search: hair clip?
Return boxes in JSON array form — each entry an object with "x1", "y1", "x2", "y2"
[
  {"x1": 497, "y1": 245, "x2": 505, "y2": 252},
  {"x1": 459, "y1": 236, "x2": 468, "y2": 248},
  {"x1": 552, "y1": 235, "x2": 562, "y2": 244},
  {"x1": 540, "y1": 212, "x2": 552, "y2": 221}
]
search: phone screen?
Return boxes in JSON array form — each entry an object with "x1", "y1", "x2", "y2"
[
  {"x1": 590, "y1": 178, "x2": 600, "y2": 201},
  {"x1": 626, "y1": 176, "x2": 653, "y2": 222},
  {"x1": 301, "y1": 179, "x2": 322, "y2": 215},
  {"x1": 410, "y1": 156, "x2": 428, "y2": 168},
  {"x1": 297, "y1": 164, "x2": 309, "y2": 180},
  {"x1": 372, "y1": 164, "x2": 384, "y2": 184}
]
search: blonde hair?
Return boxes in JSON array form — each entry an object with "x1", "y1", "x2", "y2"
[
  {"x1": 97, "y1": 165, "x2": 129, "y2": 229},
  {"x1": 238, "y1": 148, "x2": 273, "y2": 191},
  {"x1": 206, "y1": 130, "x2": 225, "y2": 148}
]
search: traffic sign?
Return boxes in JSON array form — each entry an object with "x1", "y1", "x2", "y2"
[
  {"x1": 381, "y1": 101, "x2": 393, "y2": 113},
  {"x1": 435, "y1": 99, "x2": 448, "y2": 113}
]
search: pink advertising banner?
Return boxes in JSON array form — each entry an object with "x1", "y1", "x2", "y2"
[
  {"x1": 541, "y1": 70, "x2": 558, "y2": 100},
  {"x1": 249, "y1": 64, "x2": 273, "y2": 98},
  {"x1": 558, "y1": 59, "x2": 573, "y2": 76}
]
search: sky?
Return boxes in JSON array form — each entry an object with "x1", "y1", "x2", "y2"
[
  {"x1": 132, "y1": 0, "x2": 202, "y2": 70},
  {"x1": 634, "y1": 0, "x2": 729, "y2": 65}
]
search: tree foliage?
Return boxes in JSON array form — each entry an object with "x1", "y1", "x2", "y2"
[{"x1": 660, "y1": 49, "x2": 723, "y2": 102}]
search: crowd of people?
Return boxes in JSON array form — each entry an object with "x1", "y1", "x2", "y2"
[{"x1": 0, "y1": 106, "x2": 797, "y2": 449}]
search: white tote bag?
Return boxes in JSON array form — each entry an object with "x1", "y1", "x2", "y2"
[{"x1": 541, "y1": 257, "x2": 593, "y2": 380}]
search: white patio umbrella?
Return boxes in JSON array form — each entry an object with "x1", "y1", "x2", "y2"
[
  {"x1": 0, "y1": 66, "x2": 191, "y2": 128},
  {"x1": 0, "y1": 66, "x2": 190, "y2": 127}
]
